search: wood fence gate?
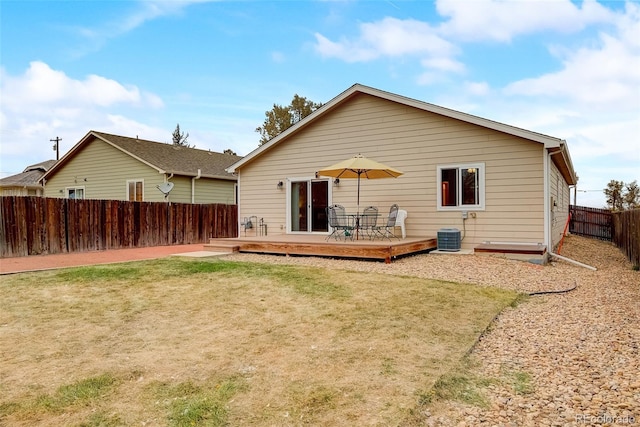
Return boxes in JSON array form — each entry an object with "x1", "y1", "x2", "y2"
[{"x1": 569, "y1": 205, "x2": 612, "y2": 241}]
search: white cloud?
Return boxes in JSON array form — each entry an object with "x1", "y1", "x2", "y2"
[
  {"x1": 504, "y1": 33, "x2": 640, "y2": 110},
  {"x1": 2, "y1": 61, "x2": 163, "y2": 111},
  {"x1": 314, "y1": 33, "x2": 382, "y2": 62},
  {"x1": 313, "y1": 17, "x2": 460, "y2": 85},
  {"x1": 314, "y1": 17, "x2": 456, "y2": 63},
  {"x1": 359, "y1": 18, "x2": 454, "y2": 57},
  {"x1": 416, "y1": 71, "x2": 445, "y2": 86},
  {"x1": 493, "y1": 2, "x2": 640, "y2": 197},
  {"x1": 420, "y1": 57, "x2": 465, "y2": 73},
  {"x1": 68, "y1": 0, "x2": 216, "y2": 56},
  {"x1": 464, "y1": 81, "x2": 491, "y2": 96},
  {"x1": 0, "y1": 62, "x2": 165, "y2": 175},
  {"x1": 105, "y1": 114, "x2": 168, "y2": 142},
  {"x1": 436, "y1": 0, "x2": 616, "y2": 42}
]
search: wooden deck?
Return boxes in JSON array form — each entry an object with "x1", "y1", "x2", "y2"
[{"x1": 205, "y1": 234, "x2": 437, "y2": 263}]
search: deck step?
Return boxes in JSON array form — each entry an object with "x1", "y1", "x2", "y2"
[{"x1": 203, "y1": 243, "x2": 240, "y2": 253}]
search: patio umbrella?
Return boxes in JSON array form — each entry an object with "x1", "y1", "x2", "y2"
[{"x1": 317, "y1": 154, "x2": 403, "y2": 215}]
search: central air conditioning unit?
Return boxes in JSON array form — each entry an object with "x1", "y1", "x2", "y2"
[{"x1": 437, "y1": 228, "x2": 461, "y2": 251}]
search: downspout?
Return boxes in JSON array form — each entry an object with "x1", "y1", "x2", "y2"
[
  {"x1": 236, "y1": 173, "x2": 242, "y2": 236},
  {"x1": 165, "y1": 173, "x2": 174, "y2": 203},
  {"x1": 544, "y1": 143, "x2": 596, "y2": 270},
  {"x1": 550, "y1": 252, "x2": 597, "y2": 270},
  {"x1": 547, "y1": 144, "x2": 569, "y2": 251},
  {"x1": 543, "y1": 149, "x2": 551, "y2": 253},
  {"x1": 191, "y1": 169, "x2": 201, "y2": 204}
]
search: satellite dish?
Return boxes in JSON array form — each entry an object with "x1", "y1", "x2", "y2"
[{"x1": 156, "y1": 182, "x2": 174, "y2": 197}]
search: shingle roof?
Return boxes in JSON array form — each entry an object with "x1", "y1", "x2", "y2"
[
  {"x1": 24, "y1": 159, "x2": 58, "y2": 173},
  {"x1": 92, "y1": 131, "x2": 242, "y2": 179},
  {"x1": 0, "y1": 159, "x2": 57, "y2": 187}
]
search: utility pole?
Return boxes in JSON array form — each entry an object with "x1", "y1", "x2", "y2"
[{"x1": 50, "y1": 137, "x2": 61, "y2": 160}]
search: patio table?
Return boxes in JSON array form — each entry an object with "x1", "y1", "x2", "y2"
[{"x1": 339, "y1": 212, "x2": 380, "y2": 240}]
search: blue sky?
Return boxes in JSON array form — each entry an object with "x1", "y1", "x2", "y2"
[{"x1": 1, "y1": 0, "x2": 638, "y2": 208}]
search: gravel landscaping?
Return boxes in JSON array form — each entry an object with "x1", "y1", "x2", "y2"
[{"x1": 225, "y1": 234, "x2": 639, "y2": 426}]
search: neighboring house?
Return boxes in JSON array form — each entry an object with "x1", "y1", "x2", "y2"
[
  {"x1": 0, "y1": 160, "x2": 57, "y2": 196},
  {"x1": 41, "y1": 131, "x2": 242, "y2": 204},
  {"x1": 227, "y1": 83, "x2": 577, "y2": 254}
]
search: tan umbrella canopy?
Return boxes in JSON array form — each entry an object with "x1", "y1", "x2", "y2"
[{"x1": 317, "y1": 154, "x2": 403, "y2": 214}]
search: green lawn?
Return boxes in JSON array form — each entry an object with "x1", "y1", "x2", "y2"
[{"x1": 0, "y1": 258, "x2": 520, "y2": 426}]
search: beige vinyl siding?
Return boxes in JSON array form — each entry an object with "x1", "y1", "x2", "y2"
[
  {"x1": 193, "y1": 179, "x2": 236, "y2": 204},
  {"x1": 550, "y1": 160, "x2": 571, "y2": 249},
  {"x1": 2, "y1": 187, "x2": 43, "y2": 196},
  {"x1": 238, "y1": 93, "x2": 546, "y2": 248},
  {"x1": 165, "y1": 176, "x2": 192, "y2": 203},
  {"x1": 44, "y1": 138, "x2": 164, "y2": 201},
  {"x1": 43, "y1": 137, "x2": 235, "y2": 204},
  {"x1": 160, "y1": 177, "x2": 236, "y2": 204}
]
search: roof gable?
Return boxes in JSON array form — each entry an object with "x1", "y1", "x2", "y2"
[
  {"x1": 227, "y1": 83, "x2": 576, "y2": 185},
  {"x1": 43, "y1": 131, "x2": 242, "y2": 182}
]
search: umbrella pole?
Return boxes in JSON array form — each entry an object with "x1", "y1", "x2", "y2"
[{"x1": 356, "y1": 174, "x2": 361, "y2": 240}]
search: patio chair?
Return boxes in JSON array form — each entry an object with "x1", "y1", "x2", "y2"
[
  {"x1": 360, "y1": 206, "x2": 379, "y2": 240},
  {"x1": 396, "y1": 209, "x2": 408, "y2": 238},
  {"x1": 326, "y1": 204, "x2": 355, "y2": 241},
  {"x1": 241, "y1": 215, "x2": 258, "y2": 236},
  {"x1": 373, "y1": 204, "x2": 401, "y2": 240}
]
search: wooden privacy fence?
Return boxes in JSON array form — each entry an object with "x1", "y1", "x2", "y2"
[
  {"x1": 569, "y1": 205, "x2": 612, "y2": 241},
  {"x1": 570, "y1": 205, "x2": 640, "y2": 266},
  {"x1": 0, "y1": 196, "x2": 237, "y2": 258},
  {"x1": 612, "y1": 209, "x2": 640, "y2": 267}
]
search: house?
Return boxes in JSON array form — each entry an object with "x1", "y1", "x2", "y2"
[
  {"x1": 0, "y1": 160, "x2": 57, "y2": 196},
  {"x1": 41, "y1": 131, "x2": 242, "y2": 204},
  {"x1": 227, "y1": 84, "x2": 577, "y2": 258}
]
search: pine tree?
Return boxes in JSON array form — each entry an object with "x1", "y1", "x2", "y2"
[{"x1": 172, "y1": 124, "x2": 192, "y2": 148}]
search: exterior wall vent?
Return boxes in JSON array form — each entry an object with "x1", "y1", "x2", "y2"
[{"x1": 437, "y1": 228, "x2": 461, "y2": 251}]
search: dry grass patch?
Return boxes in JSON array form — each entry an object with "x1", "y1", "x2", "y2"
[{"x1": 0, "y1": 258, "x2": 519, "y2": 426}]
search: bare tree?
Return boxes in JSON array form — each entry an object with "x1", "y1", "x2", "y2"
[{"x1": 623, "y1": 180, "x2": 639, "y2": 210}]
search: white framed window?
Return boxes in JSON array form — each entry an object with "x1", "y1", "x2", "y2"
[
  {"x1": 437, "y1": 163, "x2": 485, "y2": 210},
  {"x1": 66, "y1": 187, "x2": 85, "y2": 199},
  {"x1": 127, "y1": 179, "x2": 144, "y2": 202}
]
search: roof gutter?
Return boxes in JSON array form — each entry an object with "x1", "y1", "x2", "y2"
[
  {"x1": 548, "y1": 141, "x2": 577, "y2": 186},
  {"x1": 191, "y1": 169, "x2": 201, "y2": 203}
]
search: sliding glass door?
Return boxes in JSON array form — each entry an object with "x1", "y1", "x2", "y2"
[{"x1": 289, "y1": 179, "x2": 329, "y2": 233}]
